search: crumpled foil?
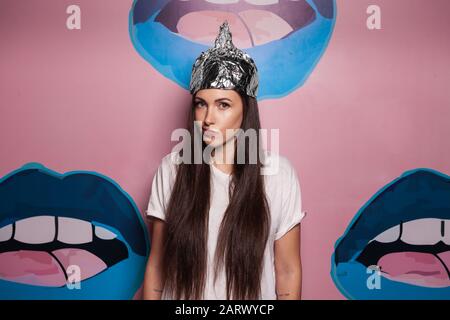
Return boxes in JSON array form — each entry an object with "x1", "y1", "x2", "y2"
[{"x1": 189, "y1": 21, "x2": 259, "y2": 98}]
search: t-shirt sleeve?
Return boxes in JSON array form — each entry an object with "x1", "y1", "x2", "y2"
[
  {"x1": 274, "y1": 161, "x2": 306, "y2": 240},
  {"x1": 145, "y1": 156, "x2": 176, "y2": 221}
]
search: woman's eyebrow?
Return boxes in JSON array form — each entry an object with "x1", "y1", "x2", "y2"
[{"x1": 195, "y1": 97, "x2": 232, "y2": 102}]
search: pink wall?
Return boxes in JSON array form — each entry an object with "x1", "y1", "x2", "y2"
[{"x1": 1, "y1": 0, "x2": 449, "y2": 299}]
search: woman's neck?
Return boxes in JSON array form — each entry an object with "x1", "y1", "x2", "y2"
[{"x1": 211, "y1": 138, "x2": 236, "y2": 175}]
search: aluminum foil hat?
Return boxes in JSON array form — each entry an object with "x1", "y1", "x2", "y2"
[{"x1": 189, "y1": 21, "x2": 259, "y2": 98}]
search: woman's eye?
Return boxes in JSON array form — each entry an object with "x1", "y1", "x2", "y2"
[
  {"x1": 219, "y1": 103, "x2": 230, "y2": 109},
  {"x1": 195, "y1": 101, "x2": 205, "y2": 108}
]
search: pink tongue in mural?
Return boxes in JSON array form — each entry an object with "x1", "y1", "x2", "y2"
[
  {"x1": 0, "y1": 249, "x2": 107, "y2": 286},
  {"x1": 177, "y1": 11, "x2": 293, "y2": 48},
  {"x1": 377, "y1": 251, "x2": 450, "y2": 287}
]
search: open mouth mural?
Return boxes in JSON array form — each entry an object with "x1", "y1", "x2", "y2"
[
  {"x1": 0, "y1": 163, "x2": 149, "y2": 299},
  {"x1": 129, "y1": 0, "x2": 336, "y2": 100},
  {"x1": 331, "y1": 168, "x2": 450, "y2": 299}
]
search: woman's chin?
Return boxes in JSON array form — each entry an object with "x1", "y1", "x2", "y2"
[{"x1": 203, "y1": 136, "x2": 220, "y2": 147}]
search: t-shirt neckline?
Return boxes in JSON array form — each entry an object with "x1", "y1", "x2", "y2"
[{"x1": 210, "y1": 163, "x2": 232, "y2": 180}]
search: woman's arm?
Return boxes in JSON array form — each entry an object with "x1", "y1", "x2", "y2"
[
  {"x1": 143, "y1": 217, "x2": 167, "y2": 300},
  {"x1": 274, "y1": 223, "x2": 302, "y2": 300}
]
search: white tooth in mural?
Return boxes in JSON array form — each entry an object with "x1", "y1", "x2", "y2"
[
  {"x1": 401, "y1": 218, "x2": 442, "y2": 245},
  {"x1": 0, "y1": 224, "x2": 13, "y2": 241},
  {"x1": 15, "y1": 216, "x2": 55, "y2": 244},
  {"x1": 94, "y1": 226, "x2": 117, "y2": 240},
  {"x1": 444, "y1": 220, "x2": 450, "y2": 245},
  {"x1": 373, "y1": 225, "x2": 400, "y2": 243},
  {"x1": 245, "y1": 0, "x2": 279, "y2": 5},
  {"x1": 206, "y1": 0, "x2": 239, "y2": 4},
  {"x1": 57, "y1": 217, "x2": 92, "y2": 244}
]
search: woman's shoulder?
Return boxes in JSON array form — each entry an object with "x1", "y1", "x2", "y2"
[
  {"x1": 157, "y1": 150, "x2": 180, "y2": 177},
  {"x1": 161, "y1": 150, "x2": 181, "y2": 165}
]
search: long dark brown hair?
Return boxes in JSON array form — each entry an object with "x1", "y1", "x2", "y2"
[{"x1": 161, "y1": 90, "x2": 270, "y2": 299}]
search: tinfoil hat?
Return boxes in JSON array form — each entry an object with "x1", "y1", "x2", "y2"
[{"x1": 189, "y1": 21, "x2": 259, "y2": 98}]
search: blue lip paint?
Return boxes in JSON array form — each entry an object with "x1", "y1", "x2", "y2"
[
  {"x1": 0, "y1": 163, "x2": 149, "y2": 299},
  {"x1": 129, "y1": 0, "x2": 336, "y2": 100},
  {"x1": 331, "y1": 168, "x2": 450, "y2": 299}
]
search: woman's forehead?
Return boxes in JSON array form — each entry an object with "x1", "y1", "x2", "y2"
[{"x1": 195, "y1": 88, "x2": 240, "y2": 101}]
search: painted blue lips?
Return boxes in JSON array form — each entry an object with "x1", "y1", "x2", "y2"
[
  {"x1": 0, "y1": 163, "x2": 149, "y2": 299},
  {"x1": 129, "y1": 0, "x2": 336, "y2": 100},
  {"x1": 332, "y1": 168, "x2": 450, "y2": 299}
]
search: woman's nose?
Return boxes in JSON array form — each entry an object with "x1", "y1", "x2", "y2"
[{"x1": 204, "y1": 106, "x2": 215, "y2": 125}]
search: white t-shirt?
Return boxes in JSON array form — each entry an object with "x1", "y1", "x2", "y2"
[{"x1": 146, "y1": 150, "x2": 305, "y2": 300}]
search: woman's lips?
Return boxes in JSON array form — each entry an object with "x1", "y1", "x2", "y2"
[
  {"x1": 203, "y1": 129, "x2": 219, "y2": 139},
  {"x1": 204, "y1": 130, "x2": 217, "y2": 137}
]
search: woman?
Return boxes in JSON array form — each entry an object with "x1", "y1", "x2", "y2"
[{"x1": 143, "y1": 22, "x2": 305, "y2": 300}]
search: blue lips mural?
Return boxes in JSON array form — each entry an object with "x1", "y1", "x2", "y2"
[
  {"x1": 331, "y1": 168, "x2": 450, "y2": 299},
  {"x1": 129, "y1": 0, "x2": 336, "y2": 100},
  {"x1": 0, "y1": 163, "x2": 149, "y2": 299}
]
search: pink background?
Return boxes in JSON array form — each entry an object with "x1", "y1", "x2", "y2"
[{"x1": 1, "y1": 0, "x2": 449, "y2": 299}]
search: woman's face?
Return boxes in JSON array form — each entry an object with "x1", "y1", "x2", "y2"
[{"x1": 194, "y1": 88, "x2": 244, "y2": 148}]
